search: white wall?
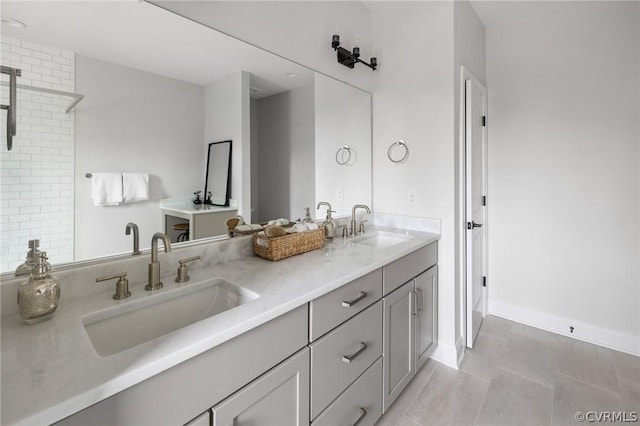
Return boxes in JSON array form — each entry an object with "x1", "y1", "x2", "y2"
[
  {"x1": 254, "y1": 85, "x2": 315, "y2": 221},
  {"x1": 74, "y1": 55, "x2": 204, "y2": 259},
  {"x1": 0, "y1": 36, "x2": 75, "y2": 271},
  {"x1": 486, "y1": 1, "x2": 640, "y2": 353},
  {"x1": 454, "y1": 1, "x2": 486, "y2": 355},
  {"x1": 205, "y1": 72, "x2": 251, "y2": 221},
  {"x1": 370, "y1": 2, "x2": 458, "y2": 363}
]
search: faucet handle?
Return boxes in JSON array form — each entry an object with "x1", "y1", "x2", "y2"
[
  {"x1": 175, "y1": 256, "x2": 201, "y2": 283},
  {"x1": 359, "y1": 220, "x2": 368, "y2": 234},
  {"x1": 96, "y1": 272, "x2": 131, "y2": 300}
]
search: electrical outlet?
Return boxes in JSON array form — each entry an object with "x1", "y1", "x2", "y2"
[
  {"x1": 336, "y1": 187, "x2": 344, "y2": 201},
  {"x1": 408, "y1": 190, "x2": 416, "y2": 206}
]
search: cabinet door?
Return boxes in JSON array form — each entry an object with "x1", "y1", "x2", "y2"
[
  {"x1": 185, "y1": 411, "x2": 210, "y2": 426},
  {"x1": 212, "y1": 348, "x2": 310, "y2": 426},
  {"x1": 415, "y1": 265, "x2": 438, "y2": 372},
  {"x1": 382, "y1": 280, "x2": 415, "y2": 412}
]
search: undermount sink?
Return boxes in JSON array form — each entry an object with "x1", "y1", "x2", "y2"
[
  {"x1": 353, "y1": 231, "x2": 413, "y2": 249},
  {"x1": 82, "y1": 278, "x2": 259, "y2": 357}
]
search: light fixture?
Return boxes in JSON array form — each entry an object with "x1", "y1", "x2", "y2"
[
  {"x1": 1, "y1": 17, "x2": 27, "y2": 29},
  {"x1": 331, "y1": 35, "x2": 377, "y2": 71}
]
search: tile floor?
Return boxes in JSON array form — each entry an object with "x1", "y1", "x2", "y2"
[{"x1": 376, "y1": 315, "x2": 640, "y2": 426}]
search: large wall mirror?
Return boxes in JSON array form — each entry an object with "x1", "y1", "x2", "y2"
[{"x1": 0, "y1": 1, "x2": 372, "y2": 274}]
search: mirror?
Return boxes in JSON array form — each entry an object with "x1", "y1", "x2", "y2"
[
  {"x1": 204, "y1": 141, "x2": 232, "y2": 206},
  {"x1": 0, "y1": 1, "x2": 372, "y2": 274}
]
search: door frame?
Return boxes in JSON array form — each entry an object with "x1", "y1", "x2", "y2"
[{"x1": 458, "y1": 66, "x2": 488, "y2": 350}]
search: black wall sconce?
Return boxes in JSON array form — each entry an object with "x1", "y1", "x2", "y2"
[{"x1": 331, "y1": 35, "x2": 377, "y2": 71}]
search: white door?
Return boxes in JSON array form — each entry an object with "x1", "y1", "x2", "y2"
[{"x1": 465, "y1": 78, "x2": 487, "y2": 348}]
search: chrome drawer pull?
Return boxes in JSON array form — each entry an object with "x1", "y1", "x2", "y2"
[
  {"x1": 342, "y1": 342, "x2": 367, "y2": 363},
  {"x1": 352, "y1": 407, "x2": 367, "y2": 426},
  {"x1": 342, "y1": 291, "x2": 367, "y2": 308}
]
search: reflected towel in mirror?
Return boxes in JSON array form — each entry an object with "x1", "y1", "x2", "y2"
[
  {"x1": 91, "y1": 173, "x2": 123, "y2": 206},
  {"x1": 122, "y1": 173, "x2": 149, "y2": 202}
]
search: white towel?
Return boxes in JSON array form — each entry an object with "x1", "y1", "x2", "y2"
[
  {"x1": 122, "y1": 173, "x2": 149, "y2": 202},
  {"x1": 91, "y1": 173, "x2": 123, "y2": 206}
]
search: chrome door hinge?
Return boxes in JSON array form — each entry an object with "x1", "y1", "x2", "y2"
[
  {"x1": 482, "y1": 116, "x2": 486, "y2": 127},
  {"x1": 483, "y1": 276, "x2": 487, "y2": 287},
  {"x1": 482, "y1": 195, "x2": 486, "y2": 206}
]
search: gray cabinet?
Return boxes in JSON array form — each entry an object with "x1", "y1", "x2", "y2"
[
  {"x1": 310, "y1": 300, "x2": 382, "y2": 419},
  {"x1": 415, "y1": 266, "x2": 438, "y2": 371},
  {"x1": 311, "y1": 358, "x2": 382, "y2": 426},
  {"x1": 186, "y1": 411, "x2": 211, "y2": 426},
  {"x1": 382, "y1": 280, "x2": 416, "y2": 412},
  {"x1": 382, "y1": 242, "x2": 438, "y2": 413},
  {"x1": 212, "y1": 348, "x2": 310, "y2": 426}
]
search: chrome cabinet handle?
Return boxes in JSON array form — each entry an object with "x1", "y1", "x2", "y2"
[
  {"x1": 342, "y1": 342, "x2": 367, "y2": 363},
  {"x1": 416, "y1": 288, "x2": 424, "y2": 313},
  {"x1": 352, "y1": 408, "x2": 367, "y2": 426},
  {"x1": 342, "y1": 291, "x2": 367, "y2": 308}
]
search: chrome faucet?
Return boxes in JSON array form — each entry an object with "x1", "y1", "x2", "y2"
[
  {"x1": 125, "y1": 222, "x2": 141, "y2": 255},
  {"x1": 351, "y1": 204, "x2": 371, "y2": 236},
  {"x1": 146, "y1": 232, "x2": 171, "y2": 291}
]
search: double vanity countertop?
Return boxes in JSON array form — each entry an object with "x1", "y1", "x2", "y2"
[{"x1": 1, "y1": 226, "x2": 439, "y2": 425}]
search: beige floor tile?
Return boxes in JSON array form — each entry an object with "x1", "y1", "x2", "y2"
[
  {"x1": 396, "y1": 416, "x2": 421, "y2": 426},
  {"x1": 376, "y1": 360, "x2": 440, "y2": 426},
  {"x1": 555, "y1": 337, "x2": 620, "y2": 393},
  {"x1": 475, "y1": 368, "x2": 553, "y2": 426},
  {"x1": 460, "y1": 332, "x2": 507, "y2": 381},
  {"x1": 405, "y1": 366, "x2": 490, "y2": 426},
  {"x1": 551, "y1": 373, "x2": 624, "y2": 426},
  {"x1": 477, "y1": 315, "x2": 516, "y2": 339},
  {"x1": 498, "y1": 331, "x2": 556, "y2": 387},
  {"x1": 613, "y1": 350, "x2": 640, "y2": 385},
  {"x1": 618, "y1": 379, "x2": 640, "y2": 411}
]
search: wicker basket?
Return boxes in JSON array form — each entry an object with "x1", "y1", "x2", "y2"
[{"x1": 253, "y1": 228, "x2": 325, "y2": 261}]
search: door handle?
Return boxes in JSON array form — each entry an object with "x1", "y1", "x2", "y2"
[{"x1": 466, "y1": 221, "x2": 483, "y2": 230}]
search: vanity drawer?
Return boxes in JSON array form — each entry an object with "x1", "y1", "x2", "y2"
[
  {"x1": 312, "y1": 357, "x2": 382, "y2": 426},
  {"x1": 383, "y1": 242, "x2": 437, "y2": 295},
  {"x1": 310, "y1": 300, "x2": 383, "y2": 420},
  {"x1": 310, "y1": 268, "x2": 382, "y2": 341}
]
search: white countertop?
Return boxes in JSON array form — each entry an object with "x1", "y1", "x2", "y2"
[{"x1": 1, "y1": 226, "x2": 439, "y2": 425}]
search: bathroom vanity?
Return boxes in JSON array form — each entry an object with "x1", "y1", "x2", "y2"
[
  {"x1": 160, "y1": 199, "x2": 238, "y2": 242},
  {"x1": 0, "y1": 223, "x2": 439, "y2": 426}
]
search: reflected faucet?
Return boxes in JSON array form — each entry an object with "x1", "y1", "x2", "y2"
[
  {"x1": 146, "y1": 232, "x2": 171, "y2": 291},
  {"x1": 351, "y1": 204, "x2": 371, "y2": 236},
  {"x1": 125, "y1": 222, "x2": 141, "y2": 256}
]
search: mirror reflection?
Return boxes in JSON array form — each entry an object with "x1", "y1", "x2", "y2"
[
  {"x1": 0, "y1": 1, "x2": 372, "y2": 274},
  {"x1": 205, "y1": 140, "x2": 232, "y2": 207}
]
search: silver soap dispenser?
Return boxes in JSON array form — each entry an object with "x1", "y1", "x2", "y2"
[
  {"x1": 317, "y1": 202, "x2": 336, "y2": 240},
  {"x1": 17, "y1": 252, "x2": 60, "y2": 324},
  {"x1": 15, "y1": 239, "x2": 49, "y2": 277}
]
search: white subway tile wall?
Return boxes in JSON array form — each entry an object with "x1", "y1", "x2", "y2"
[{"x1": 1, "y1": 36, "x2": 75, "y2": 273}]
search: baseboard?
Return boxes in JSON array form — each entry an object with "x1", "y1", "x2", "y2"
[
  {"x1": 489, "y1": 301, "x2": 640, "y2": 356},
  {"x1": 455, "y1": 335, "x2": 465, "y2": 366},
  {"x1": 430, "y1": 340, "x2": 459, "y2": 369}
]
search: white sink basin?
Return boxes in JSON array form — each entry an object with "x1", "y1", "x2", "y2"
[
  {"x1": 353, "y1": 231, "x2": 413, "y2": 249},
  {"x1": 82, "y1": 278, "x2": 259, "y2": 357}
]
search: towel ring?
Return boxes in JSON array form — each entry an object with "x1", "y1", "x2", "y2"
[
  {"x1": 336, "y1": 145, "x2": 352, "y2": 165},
  {"x1": 387, "y1": 140, "x2": 409, "y2": 163}
]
